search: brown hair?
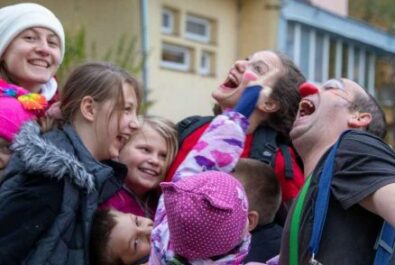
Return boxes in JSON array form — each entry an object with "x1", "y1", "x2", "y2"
[
  {"x1": 266, "y1": 51, "x2": 305, "y2": 139},
  {"x1": 60, "y1": 61, "x2": 142, "y2": 124},
  {"x1": 0, "y1": 61, "x2": 18, "y2": 85},
  {"x1": 90, "y1": 209, "x2": 124, "y2": 265},
  {"x1": 350, "y1": 91, "x2": 387, "y2": 139},
  {"x1": 233, "y1": 158, "x2": 281, "y2": 225}
]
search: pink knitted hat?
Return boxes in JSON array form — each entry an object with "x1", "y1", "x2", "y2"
[
  {"x1": 0, "y1": 80, "x2": 47, "y2": 142},
  {"x1": 161, "y1": 171, "x2": 249, "y2": 260}
]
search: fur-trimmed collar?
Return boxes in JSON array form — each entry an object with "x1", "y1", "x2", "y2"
[{"x1": 11, "y1": 121, "x2": 95, "y2": 191}]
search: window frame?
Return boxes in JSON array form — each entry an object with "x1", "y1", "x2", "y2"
[
  {"x1": 161, "y1": 8, "x2": 174, "y2": 34},
  {"x1": 185, "y1": 15, "x2": 211, "y2": 43},
  {"x1": 285, "y1": 21, "x2": 376, "y2": 92},
  {"x1": 160, "y1": 43, "x2": 191, "y2": 72},
  {"x1": 199, "y1": 51, "x2": 211, "y2": 76}
]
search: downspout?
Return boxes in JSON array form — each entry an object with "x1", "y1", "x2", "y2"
[{"x1": 140, "y1": 0, "x2": 149, "y2": 106}]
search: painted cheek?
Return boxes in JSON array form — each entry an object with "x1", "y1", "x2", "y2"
[{"x1": 243, "y1": 70, "x2": 258, "y2": 82}]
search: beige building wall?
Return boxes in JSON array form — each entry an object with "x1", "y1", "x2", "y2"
[
  {"x1": 146, "y1": 0, "x2": 239, "y2": 122},
  {"x1": 1, "y1": 0, "x2": 141, "y2": 75},
  {"x1": 238, "y1": 0, "x2": 281, "y2": 58},
  {"x1": 310, "y1": 0, "x2": 348, "y2": 16},
  {"x1": 1, "y1": 0, "x2": 280, "y2": 122}
]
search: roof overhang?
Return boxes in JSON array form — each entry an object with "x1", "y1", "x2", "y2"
[{"x1": 281, "y1": 0, "x2": 395, "y2": 54}]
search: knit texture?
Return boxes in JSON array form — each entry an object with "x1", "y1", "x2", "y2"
[{"x1": 0, "y1": 3, "x2": 65, "y2": 61}]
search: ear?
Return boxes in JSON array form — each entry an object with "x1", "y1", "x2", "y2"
[
  {"x1": 348, "y1": 112, "x2": 372, "y2": 129},
  {"x1": 80, "y1": 96, "x2": 96, "y2": 122},
  {"x1": 256, "y1": 86, "x2": 280, "y2": 113},
  {"x1": 257, "y1": 98, "x2": 280, "y2": 113},
  {"x1": 247, "y1": 210, "x2": 259, "y2": 232}
]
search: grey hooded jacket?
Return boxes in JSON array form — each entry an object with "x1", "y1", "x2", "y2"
[{"x1": 0, "y1": 122, "x2": 126, "y2": 265}]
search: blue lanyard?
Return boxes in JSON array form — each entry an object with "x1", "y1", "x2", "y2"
[{"x1": 308, "y1": 130, "x2": 350, "y2": 263}]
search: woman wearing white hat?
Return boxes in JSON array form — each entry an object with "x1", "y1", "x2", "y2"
[{"x1": 0, "y1": 2, "x2": 65, "y2": 105}]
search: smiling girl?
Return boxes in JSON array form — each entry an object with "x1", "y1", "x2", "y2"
[
  {"x1": 0, "y1": 3, "x2": 65, "y2": 105},
  {"x1": 101, "y1": 115, "x2": 178, "y2": 219},
  {"x1": 0, "y1": 61, "x2": 141, "y2": 265}
]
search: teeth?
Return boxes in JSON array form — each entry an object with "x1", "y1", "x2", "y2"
[
  {"x1": 299, "y1": 99, "x2": 315, "y2": 117},
  {"x1": 140, "y1": 168, "x2": 158, "y2": 176},
  {"x1": 118, "y1": 134, "x2": 130, "y2": 144},
  {"x1": 122, "y1": 135, "x2": 130, "y2": 142},
  {"x1": 299, "y1": 99, "x2": 314, "y2": 109},
  {"x1": 30, "y1": 59, "x2": 49, "y2": 67},
  {"x1": 228, "y1": 74, "x2": 238, "y2": 87}
]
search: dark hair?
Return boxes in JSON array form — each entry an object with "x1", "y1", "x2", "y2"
[
  {"x1": 90, "y1": 209, "x2": 123, "y2": 265},
  {"x1": 60, "y1": 61, "x2": 142, "y2": 123},
  {"x1": 0, "y1": 61, "x2": 18, "y2": 85},
  {"x1": 233, "y1": 158, "x2": 281, "y2": 225},
  {"x1": 350, "y1": 91, "x2": 387, "y2": 139},
  {"x1": 266, "y1": 52, "x2": 305, "y2": 138}
]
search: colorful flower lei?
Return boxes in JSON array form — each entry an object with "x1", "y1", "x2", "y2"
[{"x1": 0, "y1": 79, "x2": 48, "y2": 113}]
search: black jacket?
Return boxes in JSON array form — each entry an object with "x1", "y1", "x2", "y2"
[
  {"x1": 0, "y1": 122, "x2": 126, "y2": 265},
  {"x1": 244, "y1": 223, "x2": 283, "y2": 263}
]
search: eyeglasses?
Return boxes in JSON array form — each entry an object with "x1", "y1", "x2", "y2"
[{"x1": 321, "y1": 79, "x2": 353, "y2": 104}]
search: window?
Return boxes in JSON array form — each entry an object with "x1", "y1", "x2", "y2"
[
  {"x1": 300, "y1": 26, "x2": 310, "y2": 77},
  {"x1": 314, "y1": 33, "x2": 324, "y2": 82},
  {"x1": 160, "y1": 43, "x2": 191, "y2": 71},
  {"x1": 199, "y1": 51, "x2": 212, "y2": 76},
  {"x1": 185, "y1": 15, "x2": 211, "y2": 43},
  {"x1": 161, "y1": 8, "x2": 174, "y2": 34},
  {"x1": 284, "y1": 21, "x2": 378, "y2": 92}
]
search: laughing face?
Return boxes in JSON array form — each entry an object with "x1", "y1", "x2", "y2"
[
  {"x1": 120, "y1": 124, "x2": 168, "y2": 198},
  {"x1": 2, "y1": 27, "x2": 61, "y2": 92},
  {"x1": 93, "y1": 82, "x2": 140, "y2": 161},
  {"x1": 212, "y1": 51, "x2": 283, "y2": 110},
  {"x1": 290, "y1": 79, "x2": 364, "y2": 144}
]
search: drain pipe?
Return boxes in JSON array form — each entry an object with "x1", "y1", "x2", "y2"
[{"x1": 140, "y1": 0, "x2": 149, "y2": 105}]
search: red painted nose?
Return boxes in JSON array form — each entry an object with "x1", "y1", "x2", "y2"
[{"x1": 299, "y1": 82, "x2": 319, "y2": 97}]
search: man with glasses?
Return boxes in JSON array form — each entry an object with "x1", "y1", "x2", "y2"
[{"x1": 279, "y1": 78, "x2": 395, "y2": 265}]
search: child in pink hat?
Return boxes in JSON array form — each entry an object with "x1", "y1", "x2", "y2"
[
  {"x1": 148, "y1": 71, "x2": 281, "y2": 265},
  {"x1": 0, "y1": 79, "x2": 47, "y2": 178},
  {"x1": 89, "y1": 70, "x2": 280, "y2": 265}
]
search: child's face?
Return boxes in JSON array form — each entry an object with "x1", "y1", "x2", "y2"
[
  {"x1": 120, "y1": 125, "x2": 168, "y2": 197},
  {"x1": 212, "y1": 51, "x2": 282, "y2": 110},
  {"x1": 108, "y1": 210, "x2": 153, "y2": 264},
  {"x1": 2, "y1": 27, "x2": 61, "y2": 91},
  {"x1": 92, "y1": 82, "x2": 139, "y2": 161},
  {"x1": 0, "y1": 138, "x2": 11, "y2": 174}
]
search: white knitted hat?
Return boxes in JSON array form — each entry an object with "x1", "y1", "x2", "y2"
[{"x1": 0, "y1": 3, "x2": 65, "y2": 62}]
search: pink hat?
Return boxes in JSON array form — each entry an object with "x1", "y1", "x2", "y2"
[
  {"x1": 161, "y1": 171, "x2": 249, "y2": 260},
  {"x1": 0, "y1": 80, "x2": 47, "y2": 142}
]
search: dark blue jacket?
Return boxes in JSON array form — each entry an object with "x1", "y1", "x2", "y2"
[
  {"x1": 244, "y1": 223, "x2": 283, "y2": 263},
  {"x1": 0, "y1": 122, "x2": 126, "y2": 265}
]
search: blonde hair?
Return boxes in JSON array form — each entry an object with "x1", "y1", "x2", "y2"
[{"x1": 132, "y1": 115, "x2": 178, "y2": 172}]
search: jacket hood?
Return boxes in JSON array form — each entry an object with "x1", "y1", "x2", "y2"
[{"x1": 11, "y1": 121, "x2": 95, "y2": 191}]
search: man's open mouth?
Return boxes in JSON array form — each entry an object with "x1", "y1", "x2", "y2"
[{"x1": 299, "y1": 99, "x2": 315, "y2": 117}]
